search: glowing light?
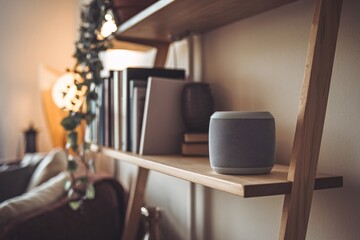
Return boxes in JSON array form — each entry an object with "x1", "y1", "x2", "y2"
[
  {"x1": 100, "y1": 12, "x2": 117, "y2": 38},
  {"x1": 52, "y1": 72, "x2": 87, "y2": 112}
]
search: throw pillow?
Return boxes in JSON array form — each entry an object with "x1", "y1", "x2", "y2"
[
  {"x1": 20, "y1": 152, "x2": 46, "y2": 167},
  {"x1": 26, "y1": 148, "x2": 67, "y2": 192}
]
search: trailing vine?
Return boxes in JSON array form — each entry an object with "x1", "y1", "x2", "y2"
[{"x1": 60, "y1": 0, "x2": 114, "y2": 210}]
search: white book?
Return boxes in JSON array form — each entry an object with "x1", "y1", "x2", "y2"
[{"x1": 139, "y1": 77, "x2": 186, "y2": 155}]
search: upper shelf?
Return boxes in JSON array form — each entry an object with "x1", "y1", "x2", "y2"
[
  {"x1": 115, "y1": 0, "x2": 298, "y2": 43},
  {"x1": 93, "y1": 145, "x2": 343, "y2": 198}
]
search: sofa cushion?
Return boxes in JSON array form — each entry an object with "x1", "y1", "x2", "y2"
[
  {"x1": 0, "y1": 172, "x2": 67, "y2": 226},
  {"x1": 20, "y1": 152, "x2": 46, "y2": 167},
  {"x1": 26, "y1": 148, "x2": 67, "y2": 192}
]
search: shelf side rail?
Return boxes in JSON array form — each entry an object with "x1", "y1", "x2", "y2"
[{"x1": 279, "y1": 0, "x2": 343, "y2": 239}]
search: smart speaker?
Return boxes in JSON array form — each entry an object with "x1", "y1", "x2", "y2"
[{"x1": 209, "y1": 111, "x2": 275, "y2": 174}]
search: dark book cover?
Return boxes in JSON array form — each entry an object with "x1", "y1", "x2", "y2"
[
  {"x1": 97, "y1": 82, "x2": 105, "y2": 145},
  {"x1": 103, "y1": 76, "x2": 112, "y2": 147}
]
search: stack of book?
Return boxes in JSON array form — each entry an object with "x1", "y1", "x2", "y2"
[
  {"x1": 93, "y1": 67, "x2": 186, "y2": 153},
  {"x1": 181, "y1": 133, "x2": 209, "y2": 156}
]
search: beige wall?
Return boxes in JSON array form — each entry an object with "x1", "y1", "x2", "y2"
[
  {"x1": 203, "y1": 0, "x2": 360, "y2": 239},
  {"x1": 116, "y1": 0, "x2": 360, "y2": 239},
  {"x1": 0, "y1": 0, "x2": 80, "y2": 158},
  {"x1": 4, "y1": 0, "x2": 356, "y2": 238}
]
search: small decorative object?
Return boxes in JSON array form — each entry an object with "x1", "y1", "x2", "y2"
[
  {"x1": 24, "y1": 123, "x2": 38, "y2": 153},
  {"x1": 141, "y1": 206, "x2": 162, "y2": 240},
  {"x1": 209, "y1": 111, "x2": 276, "y2": 175},
  {"x1": 182, "y1": 83, "x2": 214, "y2": 132}
]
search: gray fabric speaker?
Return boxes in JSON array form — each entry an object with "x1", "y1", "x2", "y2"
[{"x1": 209, "y1": 111, "x2": 275, "y2": 175}]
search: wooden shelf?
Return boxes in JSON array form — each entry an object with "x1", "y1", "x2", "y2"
[
  {"x1": 104, "y1": 1, "x2": 343, "y2": 239},
  {"x1": 115, "y1": 0, "x2": 298, "y2": 43},
  {"x1": 93, "y1": 145, "x2": 342, "y2": 198}
]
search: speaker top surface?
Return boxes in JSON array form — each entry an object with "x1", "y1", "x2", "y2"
[{"x1": 211, "y1": 111, "x2": 273, "y2": 120}]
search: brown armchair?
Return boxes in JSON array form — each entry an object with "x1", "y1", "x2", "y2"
[
  {"x1": 0, "y1": 150, "x2": 127, "y2": 240},
  {"x1": 0, "y1": 176, "x2": 126, "y2": 240}
]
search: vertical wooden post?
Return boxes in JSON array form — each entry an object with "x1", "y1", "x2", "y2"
[
  {"x1": 122, "y1": 167, "x2": 149, "y2": 240},
  {"x1": 153, "y1": 42, "x2": 170, "y2": 67},
  {"x1": 279, "y1": 0, "x2": 342, "y2": 239}
]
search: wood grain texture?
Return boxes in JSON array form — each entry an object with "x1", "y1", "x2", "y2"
[
  {"x1": 108, "y1": 38, "x2": 153, "y2": 51},
  {"x1": 92, "y1": 145, "x2": 342, "y2": 198},
  {"x1": 115, "y1": 0, "x2": 298, "y2": 42},
  {"x1": 121, "y1": 167, "x2": 149, "y2": 240},
  {"x1": 153, "y1": 42, "x2": 169, "y2": 67},
  {"x1": 112, "y1": 35, "x2": 170, "y2": 67},
  {"x1": 279, "y1": 0, "x2": 343, "y2": 239}
]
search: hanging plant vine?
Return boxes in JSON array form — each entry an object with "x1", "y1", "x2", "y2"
[{"x1": 60, "y1": 0, "x2": 115, "y2": 210}]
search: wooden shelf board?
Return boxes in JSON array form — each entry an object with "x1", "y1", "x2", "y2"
[
  {"x1": 108, "y1": 38, "x2": 153, "y2": 51},
  {"x1": 115, "y1": 0, "x2": 298, "y2": 42},
  {"x1": 93, "y1": 145, "x2": 343, "y2": 198}
]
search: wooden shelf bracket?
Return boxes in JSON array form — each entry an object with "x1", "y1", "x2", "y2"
[{"x1": 279, "y1": 0, "x2": 343, "y2": 239}]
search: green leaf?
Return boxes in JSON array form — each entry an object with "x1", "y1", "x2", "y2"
[
  {"x1": 64, "y1": 180, "x2": 72, "y2": 191},
  {"x1": 77, "y1": 176, "x2": 89, "y2": 183},
  {"x1": 61, "y1": 116, "x2": 78, "y2": 131},
  {"x1": 87, "y1": 91, "x2": 98, "y2": 100},
  {"x1": 67, "y1": 131, "x2": 78, "y2": 152},
  {"x1": 69, "y1": 201, "x2": 81, "y2": 211},
  {"x1": 83, "y1": 141, "x2": 91, "y2": 150},
  {"x1": 85, "y1": 112, "x2": 96, "y2": 125},
  {"x1": 86, "y1": 183, "x2": 95, "y2": 199},
  {"x1": 68, "y1": 160, "x2": 78, "y2": 172},
  {"x1": 72, "y1": 112, "x2": 83, "y2": 124}
]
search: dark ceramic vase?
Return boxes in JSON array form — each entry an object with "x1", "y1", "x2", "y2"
[
  {"x1": 182, "y1": 83, "x2": 214, "y2": 132},
  {"x1": 24, "y1": 125, "x2": 38, "y2": 153}
]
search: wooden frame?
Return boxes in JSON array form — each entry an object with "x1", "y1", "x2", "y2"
[
  {"x1": 279, "y1": 0, "x2": 342, "y2": 239},
  {"x1": 94, "y1": 0, "x2": 344, "y2": 239}
]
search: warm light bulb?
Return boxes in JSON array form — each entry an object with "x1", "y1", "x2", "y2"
[
  {"x1": 105, "y1": 13, "x2": 112, "y2": 21},
  {"x1": 52, "y1": 72, "x2": 86, "y2": 112},
  {"x1": 100, "y1": 19, "x2": 117, "y2": 38},
  {"x1": 100, "y1": 11, "x2": 117, "y2": 38}
]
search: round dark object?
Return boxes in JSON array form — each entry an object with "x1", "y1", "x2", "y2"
[{"x1": 182, "y1": 83, "x2": 214, "y2": 132}]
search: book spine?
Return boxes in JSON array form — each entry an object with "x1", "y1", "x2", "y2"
[
  {"x1": 112, "y1": 71, "x2": 122, "y2": 150},
  {"x1": 181, "y1": 143, "x2": 209, "y2": 156},
  {"x1": 184, "y1": 133, "x2": 209, "y2": 143},
  {"x1": 131, "y1": 86, "x2": 147, "y2": 153}
]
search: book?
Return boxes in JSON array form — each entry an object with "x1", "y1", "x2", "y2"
[
  {"x1": 139, "y1": 77, "x2": 186, "y2": 155},
  {"x1": 181, "y1": 143, "x2": 209, "y2": 156},
  {"x1": 120, "y1": 68, "x2": 185, "y2": 151},
  {"x1": 97, "y1": 81, "x2": 105, "y2": 145},
  {"x1": 112, "y1": 71, "x2": 122, "y2": 150},
  {"x1": 131, "y1": 86, "x2": 147, "y2": 153},
  {"x1": 129, "y1": 80, "x2": 148, "y2": 153},
  {"x1": 103, "y1": 77, "x2": 111, "y2": 147},
  {"x1": 183, "y1": 132, "x2": 208, "y2": 143}
]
